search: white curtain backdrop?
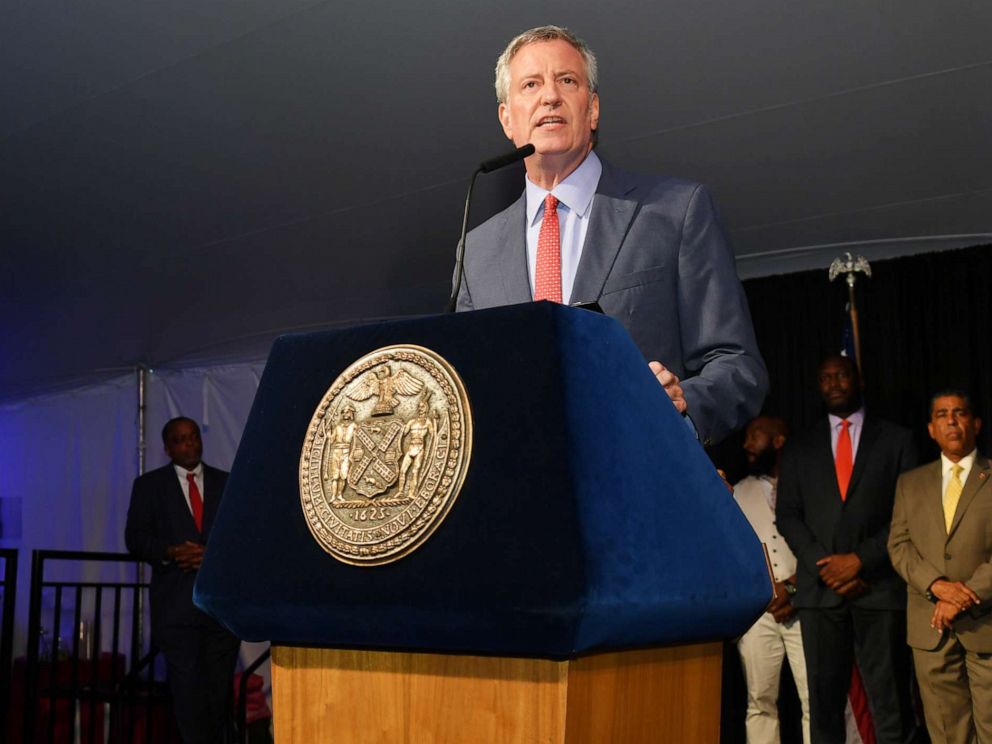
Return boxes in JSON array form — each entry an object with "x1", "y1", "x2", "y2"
[{"x1": 0, "y1": 360, "x2": 269, "y2": 693}]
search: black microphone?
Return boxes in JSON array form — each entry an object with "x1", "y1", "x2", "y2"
[
  {"x1": 478, "y1": 143, "x2": 536, "y2": 174},
  {"x1": 446, "y1": 144, "x2": 536, "y2": 313}
]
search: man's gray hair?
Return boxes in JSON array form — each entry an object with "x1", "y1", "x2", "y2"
[{"x1": 494, "y1": 25, "x2": 598, "y2": 104}]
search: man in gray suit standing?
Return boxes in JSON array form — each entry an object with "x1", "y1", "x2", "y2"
[
  {"x1": 889, "y1": 391, "x2": 992, "y2": 744},
  {"x1": 455, "y1": 25, "x2": 766, "y2": 445}
]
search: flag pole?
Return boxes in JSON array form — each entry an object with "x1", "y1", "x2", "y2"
[
  {"x1": 828, "y1": 250, "x2": 875, "y2": 741},
  {"x1": 828, "y1": 252, "x2": 872, "y2": 380}
]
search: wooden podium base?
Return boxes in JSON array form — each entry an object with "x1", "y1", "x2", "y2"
[{"x1": 271, "y1": 642, "x2": 721, "y2": 743}]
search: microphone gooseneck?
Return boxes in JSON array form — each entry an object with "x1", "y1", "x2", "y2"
[{"x1": 446, "y1": 144, "x2": 536, "y2": 313}]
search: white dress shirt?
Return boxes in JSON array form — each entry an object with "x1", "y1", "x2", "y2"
[
  {"x1": 734, "y1": 475, "x2": 798, "y2": 583},
  {"x1": 172, "y1": 461, "x2": 204, "y2": 516},
  {"x1": 941, "y1": 448, "x2": 977, "y2": 498}
]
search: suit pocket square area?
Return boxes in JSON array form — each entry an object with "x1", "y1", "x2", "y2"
[{"x1": 601, "y1": 265, "x2": 668, "y2": 295}]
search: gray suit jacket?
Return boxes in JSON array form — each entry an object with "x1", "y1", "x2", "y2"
[
  {"x1": 456, "y1": 158, "x2": 767, "y2": 444},
  {"x1": 889, "y1": 453, "x2": 992, "y2": 651}
]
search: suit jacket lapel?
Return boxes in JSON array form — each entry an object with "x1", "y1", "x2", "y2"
[
  {"x1": 811, "y1": 419, "x2": 842, "y2": 500},
  {"x1": 846, "y1": 417, "x2": 878, "y2": 499},
  {"x1": 949, "y1": 454, "x2": 991, "y2": 536},
  {"x1": 201, "y1": 466, "x2": 223, "y2": 539},
  {"x1": 917, "y1": 461, "x2": 944, "y2": 536},
  {"x1": 487, "y1": 193, "x2": 533, "y2": 305},
  {"x1": 570, "y1": 161, "x2": 638, "y2": 304}
]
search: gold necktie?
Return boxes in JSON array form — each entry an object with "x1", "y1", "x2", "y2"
[{"x1": 944, "y1": 464, "x2": 964, "y2": 532}]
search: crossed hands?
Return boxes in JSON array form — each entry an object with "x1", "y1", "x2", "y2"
[
  {"x1": 167, "y1": 541, "x2": 205, "y2": 571},
  {"x1": 929, "y1": 580, "x2": 981, "y2": 632},
  {"x1": 816, "y1": 553, "x2": 867, "y2": 599}
]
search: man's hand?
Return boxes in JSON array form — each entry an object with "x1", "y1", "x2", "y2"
[
  {"x1": 715, "y1": 469, "x2": 734, "y2": 494},
  {"x1": 930, "y1": 579, "x2": 981, "y2": 612},
  {"x1": 816, "y1": 553, "x2": 863, "y2": 589},
  {"x1": 931, "y1": 600, "x2": 962, "y2": 632},
  {"x1": 833, "y1": 577, "x2": 868, "y2": 600},
  {"x1": 771, "y1": 602, "x2": 797, "y2": 623},
  {"x1": 648, "y1": 361, "x2": 687, "y2": 414},
  {"x1": 767, "y1": 580, "x2": 797, "y2": 623},
  {"x1": 166, "y1": 541, "x2": 205, "y2": 571}
]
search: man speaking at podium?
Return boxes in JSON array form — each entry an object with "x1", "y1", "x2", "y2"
[{"x1": 455, "y1": 25, "x2": 766, "y2": 445}]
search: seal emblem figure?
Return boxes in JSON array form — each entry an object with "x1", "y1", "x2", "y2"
[{"x1": 299, "y1": 345, "x2": 473, "y2": 565}]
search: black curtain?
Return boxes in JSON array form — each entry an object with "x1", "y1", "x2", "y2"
[
  {"x1": 717, "y1": 243, "x2": 990, "y2": 744},
  {"x1": 712, "y1": 243, "x2": 992, "y2": 481}
]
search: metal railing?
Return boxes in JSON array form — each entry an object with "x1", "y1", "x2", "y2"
[
  {"x1": 24, "y1": 549, "x2": 160, "y2": 744},
  {"x1": 21, "y1": 549, "x2": 270, "y2": 743},
  {"x1": 237, "y1": 647, "x2": 271, "y2": 744},
  {"x1": 0, "y1": 548, "x2": 18, "y2": 737}
]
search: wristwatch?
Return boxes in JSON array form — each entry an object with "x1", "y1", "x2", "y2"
[{"x1": 783, "y1": 580, "x2": 797, "y2": 596}]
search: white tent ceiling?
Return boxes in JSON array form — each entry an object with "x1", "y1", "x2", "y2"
[{"x1": 2, "y1": 0, "x2": 991, "y2": 400}]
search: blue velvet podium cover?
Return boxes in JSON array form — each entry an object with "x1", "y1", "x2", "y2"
[{"x1": 195, "y1": 302, "x2": 769, "y2": 658}]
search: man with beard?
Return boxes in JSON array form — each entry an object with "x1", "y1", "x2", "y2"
[
  {"x1": 734, "y1": 416, "x2": 811, "y2": 744},
  {"x1": 777, "y1": 356, "x2": 919, "y2": 743}
]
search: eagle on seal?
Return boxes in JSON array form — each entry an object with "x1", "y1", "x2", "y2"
[{"x1": 348, "y1": 364, "x2": 425, "y2": 416}]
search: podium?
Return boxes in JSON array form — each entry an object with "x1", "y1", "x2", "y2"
[{"x1": 195, "y1": 302, "x2": 769, "y2": 742}]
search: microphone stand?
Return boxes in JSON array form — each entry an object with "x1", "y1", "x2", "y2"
[
  {"x1": 445, "y1": 167, "x2": 482, "y2": 313},
  {"x1": 445, "y1": 144, "x2": 535, "y2": 313}
]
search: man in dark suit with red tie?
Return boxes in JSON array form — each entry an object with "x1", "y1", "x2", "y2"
[
  {"x1": 125, "y1": 417, "x2": 240, "y2": 744},
  {"x1": 776, "y1": 356, "x2": 919, "y2": 743}
]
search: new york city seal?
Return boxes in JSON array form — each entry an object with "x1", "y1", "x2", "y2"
[{"x1": 299, "y1": 345, "x2": 473, "y2": 565}]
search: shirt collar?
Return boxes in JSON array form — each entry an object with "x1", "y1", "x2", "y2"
[
  {"x1": 173, "y1": 462, "x2": 204, "y2": 479},
  {"x1": 525, "y1": 150, "x2": 602, "y2": 227},
  {"x1": 828, "y1": 407, "x2": 865, "y2": 430},
  {"x1": 941, "y1": 449, "x2": 977, "y2": 473}
]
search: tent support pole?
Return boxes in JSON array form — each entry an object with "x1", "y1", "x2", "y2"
[{"x1": 136, "y1": 366, "x2": 148, "y2": 654}]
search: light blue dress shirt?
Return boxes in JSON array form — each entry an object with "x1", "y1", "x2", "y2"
[{"x1": 524, "y1": 150, "x2": 603, "y2": 305}]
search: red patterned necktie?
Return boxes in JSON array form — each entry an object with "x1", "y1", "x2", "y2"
[
  {"x1": 186, "y1": 472, "x2": 204, "y2": 532},
  {"x1": 534, "y1": 194, "x2": 562, "y2": 303},
  {"x1": 835, "y1": 419, "x2": 853, "y2": 501}
]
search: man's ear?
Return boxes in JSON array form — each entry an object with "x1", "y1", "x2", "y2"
[
  {"x1": 589, "y1": 92, "x2": 600, "y2": 133},
  {"x1": 498, "y1": 103, "x2": 513, "y2": 141}
]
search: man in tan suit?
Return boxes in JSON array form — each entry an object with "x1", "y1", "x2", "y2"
[{"x1": 889, "y1": 390, "x2": 992, "y2": 744}]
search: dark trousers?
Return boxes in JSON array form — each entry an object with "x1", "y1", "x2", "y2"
[
  {"x1": 157, "y1": 620, "x2": 241, "y2": 744},
  {"x1": 800, "y1": 605, "x2": 916, "y2": 744}
]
